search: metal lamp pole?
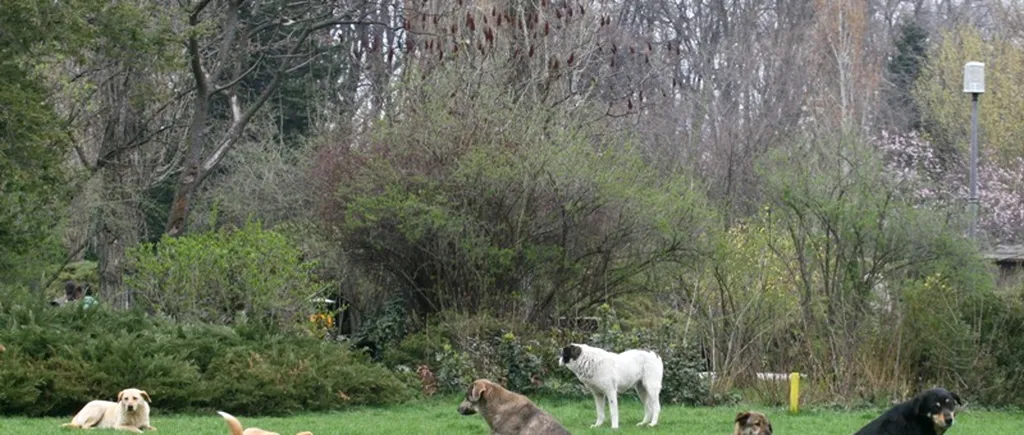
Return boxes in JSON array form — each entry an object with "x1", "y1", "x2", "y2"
[{"x1": 963, "y1": 62, "x2": 985, "y2": 240}]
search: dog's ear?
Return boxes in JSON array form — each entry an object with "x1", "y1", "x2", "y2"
[
  {"x1": 469, "y1": 381, "x2": 486, "y2": 402},
  {"x1": 951, "y1": 391, "x2": 962, "y2": 406},
  {"x1": 117, "y1": 390, "x2": 125, "y2": 402},
  {"x1": 767, "y1": 423, "x2": 774, "y2": 434},
  {"x1": 561, "y1": 345, "x2": 581, "y2": 362},
  {"x1": 140, "y1": 390, "x2": 151, "y2": 403},
  {"x1": 735, "y1": 411, "x2": 750, "y2": 424}
]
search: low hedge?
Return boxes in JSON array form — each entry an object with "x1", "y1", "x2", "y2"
[{"x1": 0, "y1": 300, "x2": 417, "y2": 417}]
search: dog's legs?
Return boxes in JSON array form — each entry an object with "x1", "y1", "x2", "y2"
[
  {"x1": 635, "y1": 384, "x2": 651, "y2": 426},
  {"x1": 63, "y1": 416, "x2": 101, "y2": 430},
  {"x1": 647, "y1": 383, "x2": 662, "y2": 427},
  {"x1": 590, "y1": 391, "x2": 607, "y2": 428},
  {"x1": 608, "y1": 389, "x2": 620, "y2": 429}
]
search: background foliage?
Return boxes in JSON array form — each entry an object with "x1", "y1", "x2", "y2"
[
  {"x1": 4, "y1": 0, "x2": 1024, "y2": 416},
  {"x1": 0, "y1": 290, "x2": 415, "y2": 417},
  {"x1": 126, "y1": 221, "x2": 328, "y2": 332}
]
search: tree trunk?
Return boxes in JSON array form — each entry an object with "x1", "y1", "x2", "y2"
[
  {"x1": 97, "y1": 214, "x2": 131, "y2": 309},
  {"x1": 164, "y1": 94, "x2": 207, "y2": 237},
  {"x1": 95, "y1": 70, "x2": 144, "y2": 307}
]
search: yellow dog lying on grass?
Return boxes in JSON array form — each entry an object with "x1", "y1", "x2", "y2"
[{"x1": 61, "y1": 388, "x2": 156, "y2": 433}]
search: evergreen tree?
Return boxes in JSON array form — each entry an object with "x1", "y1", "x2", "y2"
[
  {"x1": 886, "y1": 20, "x2": 929, "y2": 131},
  {"x1": 0, "y1": 0, "x2": 90, "y2": 278}
]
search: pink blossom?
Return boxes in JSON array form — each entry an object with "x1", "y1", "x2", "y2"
[{"x1": 874, "y1": 131, "x2": 1024, "y2": 243}]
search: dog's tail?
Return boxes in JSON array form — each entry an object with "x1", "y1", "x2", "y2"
[{"x1": 217, "y1": 411, "x2": 245, "y2": 435}]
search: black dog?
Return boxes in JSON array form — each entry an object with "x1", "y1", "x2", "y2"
[{"x1": 855, "y1": 388, "x2": 962, "y2": 435}]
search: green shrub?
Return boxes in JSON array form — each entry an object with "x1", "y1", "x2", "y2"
[
  {"x1": 953, "y1": 284, "x2": 1024, "y2": 407},
  {"x1": 379, "y1": 322, "x2": 450, "y2": 369},
  {"x1": 125, "y1": 221, "x2": 329, "y2": 333},
  {"x1": 317, "y1": 79, "x2": 712, "y2": 325},
  {"x1": 433, "y1": 342, "x2": 476, "y2": 394},
  {"x1": 0, "y1": 301, "x2": 415, "y2": 417},
  {"x1": 383, "y1": 309, "x2": 710, "y2": 404},
  {"x1": 352, "y1": 297, "x2": 409, "y2": 360},
  {"x1": 385, "y1": 312, "x2": 552, "y2": 395},
  {"x1": 496, "y1": 332, "x2": 544, "y2": 394},
  {"x1": 203, "y1": 337, "x2": 415, "y2": 414}
]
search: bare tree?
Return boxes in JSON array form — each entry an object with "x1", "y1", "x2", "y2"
[
  {"x1": 165, "y1": 0, "x2": 397, "y2": 237},
  {"x1": 54, "y1": 37, "x2": 188, "y2": 303},
  {"x1": 599, "y1": 0, "x2": 817, "y2": 223}
]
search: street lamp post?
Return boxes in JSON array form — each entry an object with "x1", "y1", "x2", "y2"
[{"x1": 963, "y1": 61, "x2": 984, "y2": 240}]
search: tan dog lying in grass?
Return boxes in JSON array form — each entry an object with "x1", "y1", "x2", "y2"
[
  {"x1": 218, "y1": 411, "x2": 313, "y2": 435},
  {"x1": 61, "y1": 388, "x2": 156, "y2": 433}
]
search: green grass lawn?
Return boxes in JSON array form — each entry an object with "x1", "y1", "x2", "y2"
[{"x1": 1, "y1": 396, "x2": 1019, "y2": 434}]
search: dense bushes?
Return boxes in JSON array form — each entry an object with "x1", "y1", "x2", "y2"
[
  {"x1": 379, "y1": 308, "x2": 713, "y2": 406},
  {"x1": 678, "y1": 131, "x2": 1024, "y2": 406},
  {"x1": 587, "y1": 305, "x2": 712, "y2": 406},
  {"x1": 0, "y1": 295, "x2": 416, "y2": 417},
  {"x1": 125, "y1": 221, "x2": 328, "y2": 332},
  {"x1": 954, "y1": 284, "x2": 1024, "y2": 407},
  {"x1": 313, "y1": 79, "x2": 713, "y2": 325}
]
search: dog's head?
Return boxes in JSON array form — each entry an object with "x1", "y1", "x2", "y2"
[
  {"x1": 912, "y1": 388, "x2": 961, "y2": 431},
  {"x1": 458, "y1": 379, "x2": 494, "y2": 415},
  {"x1": 558, "y1": 344, "x2": 583, "y2": 367},
  {"x1": 117, "y1": 388, "x2": 151, "y2": 413},
  {"x1": 734, "y1": 411, "x2": 772, "y2": 435},
  {"x1": 51, "y1": 281, "x2": 85, "y2": 307},
  {"x1": 416, "y1": 365, "x2": 436, "y2": 380}
]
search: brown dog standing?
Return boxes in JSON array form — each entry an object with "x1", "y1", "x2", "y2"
[
  {"x1": 734, "y1": 411, "x2": 773, "y2": 435},
  {"x1": 458, "y1": 379, "x2": 571, "y2": 435}
]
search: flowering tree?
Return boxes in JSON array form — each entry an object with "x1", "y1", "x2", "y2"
[{"x1": 875, "y1": 130, "x2": 1024, "y2": 244}]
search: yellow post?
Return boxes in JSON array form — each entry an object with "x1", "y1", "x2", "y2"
[{"x1": 789, "y1": 372, "x2": 800, "y2": 414}]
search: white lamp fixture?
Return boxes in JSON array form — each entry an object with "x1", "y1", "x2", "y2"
[
  {"x1": 963, "y1": 62, "x2": 985, "y2": 94},
  {"x1": 963, "y1": 61, "x2": 984, "y2": 240}
]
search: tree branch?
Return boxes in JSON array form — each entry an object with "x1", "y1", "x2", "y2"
[
  {"x1": 73, "y1": 144, "x2": 93, "y2": 171},
  {"x1": 284, "y1": 52, "x2": 324, "y2": 74},
  {"x1": 41, "y1": 242, "x2": 88, "y2": 294},
  {"x1": 209, "y1": 0, "x2": 242, "y2": 83},
  {"x1": 210, "y1": 52, "x2": 265, "y2": 96},
  {"x1": 188, "y1": 17, "x2": 210, "y2": 97},
  {"x1": 190, "y1": 0, "x2": 214, "y2": 16},
  {"x1": 197, "y1": 17, "x2": 394, "y2": 180},
  {"x1": 95, "y1": 87, "x2": 193, "y2": 169}
]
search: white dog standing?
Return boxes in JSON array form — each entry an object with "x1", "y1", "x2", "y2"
[
  {"x1": 61, "y1": 388, "x2": 156, "y2": 433},
  {"x1": 559, "y1": 343, "x2": 663, "y2": 429}
]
